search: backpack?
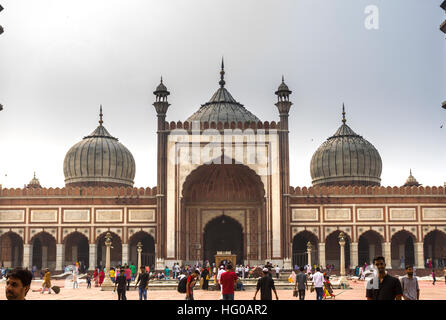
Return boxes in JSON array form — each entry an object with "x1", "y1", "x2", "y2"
[{"x1": 178, "y1": 277, "x2": 188, "y2": 293}]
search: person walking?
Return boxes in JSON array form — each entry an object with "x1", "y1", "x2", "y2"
[
  {"x1": 312, "y1": 267, "x2": 324, "y2": 300},
  {"x1": 366, "y1": 256, "x2": 403, "y2": 300},
  {"x1": 72, "y1": 268, "x2": 79, "y2": 289},
  {"x1": 98, "y1": 268, "x2": 105, "y2": 286},
  {"x1": 274, "y1": 265, "x2": 280, "y2": 280},
  {"x1": 135, "y1": 266, "x2": 150, "y2": 300},
  {"x1": 164, "y1": 265, "x2": 170, "y2": 280},
  {"x1": 432, "y1": 269, "x2": 436, "y2": 285},
  {"x1": 130, "y1": 263, "x2": 137, "y2": 281},
  {"x1": 114, "y1": 267, "x2": 127, "y2": 300},
  {"x1": 220, "y1": 264, "x2": 238, "y2": 300},
  {"x1": 93, "y1": 268, "x2": 99, "y2": 287},
  {"x1": 86, "y1": 273, "x2": 91, "y2": 288},
  {"x1": 185, "y1": 270, "x2": 200, "y2": 300},
  {"x1": 253, "y1": 268, "x2": 279, "y2": 300},
  {"x1": 294, "y1": 266, "x2": 308, "y2": 300},
  {"x1": 201, "y1": 267, "x2": 210, "y2": 290},
  {"x1": 217, "y1": 265, "x2": 226, "y2": 300},
  {"x1": 400, "y1": 265, "x2": 419, "y2": 300},
  {"x1": 125, "y1": 265, "x2": 132, "y2": 290},
  {"x1": 41, "y1": 268, "x2": 52, "y2": 294}
]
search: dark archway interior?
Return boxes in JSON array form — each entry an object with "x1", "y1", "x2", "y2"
[
  {"x1": 64, "y1": 232, "x2": 89, "y2": 268},
  {"x1": 203, "y1": 215, "x2": 243, "y2": 264},
  {"x1": 391, "y1": 231, "x2": 415, "y2": 268},
  {"x1": 358, "y1": 231, "x2": 383, "y2": 266},
  {"x1": 424, "y1": 230, "x2": 446, "y2": 268},
  {"x1": 31, "y1": 232, "x2": 56, "y2": 270},
  {"x1": 96, "y1": 232, "x2": 122, "y2": 268},
  {"x1": 0, "y1": 233, "x2": 23, "y2": 268},
  {"x1": 325, "y1": 231, "x2": 350, "y2": 269},
  {"x1": 292, "y1": 231, "x2": 318, "y2": 268},
  {"x1": 129, "y1": 232, "x2": 155, "y2": 269}
]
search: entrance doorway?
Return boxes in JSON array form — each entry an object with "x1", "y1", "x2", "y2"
[{"x1": 203, "y1": 215, "x2": 243, "y2": 264}]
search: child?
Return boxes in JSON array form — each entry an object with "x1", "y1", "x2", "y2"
[{"x1": 86, "y1": 273, "x2": 92, "y2": 288}]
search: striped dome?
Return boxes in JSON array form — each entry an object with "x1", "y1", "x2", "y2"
[{"x1": 63, "y1": 110, "x2": 135, "y2": 187}]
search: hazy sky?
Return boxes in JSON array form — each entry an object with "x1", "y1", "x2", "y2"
[{"x1": 0, "y1": 0, "x2": 445, "y2": 188}]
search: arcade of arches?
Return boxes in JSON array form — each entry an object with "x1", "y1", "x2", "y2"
[
  {"x1": 291, "y1": 229, "x2": 446, "y2": 270},
  {"x1": 179, "y1": 163, "x2": 267, "y2": 265}
]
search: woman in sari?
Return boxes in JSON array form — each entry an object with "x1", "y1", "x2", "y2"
[
  {"x1": 98, "y1": 268, "x2": 105, "y2": 286},
  {"x1": 322, "y1": 275, "x2": 335, "y2": 299},
  {"x1": 93, "y1": 268, "x2": 99, "y2": 287}
]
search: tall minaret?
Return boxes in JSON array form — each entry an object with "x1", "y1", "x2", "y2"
[
  {"x1": 153, "y1": 77, "x2": 170, "y2": 266},
  {"x1": 275, "y1": 76, "x2": 293, "y2": 266}
]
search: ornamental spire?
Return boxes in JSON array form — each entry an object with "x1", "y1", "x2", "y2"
[
  {"x1": 99, "y1": 105, "x2": 104, "y2": 126},
  {"x1": 219, "y1": 57, "x2": 226, "y2": 88},
  {"x1": 342, "y1": 103, "x2": 346, "y2": 124}
]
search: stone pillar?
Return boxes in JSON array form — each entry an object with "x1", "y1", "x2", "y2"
[
  {"x1": 318, "y1": 243, "x2": 326, "y2": 267},
  {"x1": 101, "y1": 232, "x2": 113, "y2": 288},
  {"x1": 339, "y1": 241, "x2": 346, "y2": 276},
  {"x1": 56, "y1": 244, "x2": 65, "y2": 272},
  {"x1": 137, "y1": 242, "x2": 142, "y2": 275},
  {"x1": 23, "y1": 244, "x2": 32, "y2": 269},
  {"x1": 414, "y1": 242, "x2": 424, "y2": 269},
  {"x1": 88, "y1": 244, "x2": 96, "y2": 271},
  {"x1": 382, "y1": 242, "x2": 392, "y2": 269},
  {"x1": 72, "y1": 245, "x2": 78, "y2": 263},
  {"x1": 369, "y1": 244, "x2": 376, "y2": 264},
  {"x1": 350, "y1": 242, "x2": 358, "y2": 267},
  {"x1": 306, "y1": 241, "x2": 312, "y2": 268},
  {"x1": 42, "y1": 246, "x2": 48, "y2": 270},
  {"x1": 13, "y1": 246, "x2": 19, "y2": 267},
  {"x1": 122, "y1": 243, "x2": 129, "y2": 265}
]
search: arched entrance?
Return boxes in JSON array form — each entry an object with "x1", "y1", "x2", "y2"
[
  {"x1": 129, "y1": 232, "x2": 155, "y2": 269},
  {"x1": 358, "y1": 231, "x2": 383, "y2": 266},
  {"x1": 0, "y1": 232, "x2": 23, "y2": 268},
  {"x1": 292, "y1": 231, "x2": 318, "y2": 268},
  {"x1": 64, "y1": 232, "x2": 89, "y2": 268},
  {"x1": 31, "y1": 232, "x2": 56, "y2": 270},
  {"x1": 181, "y1": 162, "x2": 266, "y2": 264},
  {"x1": 203, "y1": 215, "x2": 243, "y2": 264},
  {"x1": 96, "y1": 232, "x2": 122, "y2": 268},
  {"x1": 391, "y1": 230, "x2": 415, "y2": 269},
  {"x1": 325, "y1": 231, "x2": 351, "y2": 269},
  {"x1": 424, "y1": 230, "x2": 446, "y2": 269}
]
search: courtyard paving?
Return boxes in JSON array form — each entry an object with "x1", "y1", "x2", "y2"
[{"x1": 0, "y1": 279, "x2": 445, "y2": 300}]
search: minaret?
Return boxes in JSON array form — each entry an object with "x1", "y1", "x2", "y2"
[
  {"x1": 153, "y1": 77, "x2": 170, "y2": 266},
  {"x1": 275, "y1": 76, "x2": 293, "y2": 266}
]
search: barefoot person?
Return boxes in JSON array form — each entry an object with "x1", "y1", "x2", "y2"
[
  {"x1": 5, "y1": 268, "x2": 33, "y2": 300},
  {"x1": 400, "y1": 265, "x2": 419, "y2": 300},
  {"x1": 253, "y1": 268, "x2": 279, "y2": 301},
  {"x1": 41, "y1": 268, "x2": 52, "y2": 294}
]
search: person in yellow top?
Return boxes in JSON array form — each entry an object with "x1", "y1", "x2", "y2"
[
  {"x1": 110, "y1": 268, "x2": 116, "y2": 284},
  {"x1": 41, "y1": 268, "x2": 52, "y2": 294}
]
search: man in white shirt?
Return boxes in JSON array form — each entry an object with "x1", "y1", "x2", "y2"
[
  {"x1": 217, "y1": 265, "x2": 226, "y2": 300},
  {"x1": 274, "y1": 265, "x2": 280, "y2": 279},
  {"x1": 312, "y1": 267, "x2": 324, "y2": 300}
]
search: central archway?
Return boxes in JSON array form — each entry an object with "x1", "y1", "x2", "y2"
[
  {"x1": 203, "y1": 215, "x2": 243, "y2": 265},
  {"x1": 180, "y1": 162, "x2": 266, "y2": 264}
]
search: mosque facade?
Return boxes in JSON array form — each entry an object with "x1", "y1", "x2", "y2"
[{"x1": 0, "y1": 63, "x2": 445, "y2": 272}]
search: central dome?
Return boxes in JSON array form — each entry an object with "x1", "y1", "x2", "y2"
[{"x1": 186, "y1": 60, "x2": 260, "y2": 123}]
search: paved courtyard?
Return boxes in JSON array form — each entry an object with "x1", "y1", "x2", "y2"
[{"x1": 0, "y1": 279, "x2": 445, "y2": 300}]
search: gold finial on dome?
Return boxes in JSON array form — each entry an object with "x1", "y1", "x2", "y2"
[
  {"x1": 342, "y1": 103, "x2": 346, "y2": 124},
  {"x1": 99, "y1": 105, "x2": 104, "y2": 126}
]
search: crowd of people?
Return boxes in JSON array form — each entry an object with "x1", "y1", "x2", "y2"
[{"x1": 2, "y1": 256, "x2": 446, "y2": 300}]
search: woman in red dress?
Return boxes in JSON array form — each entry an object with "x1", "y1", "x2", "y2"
[
  {"x1": 93, "y1": 269, "x2": 99, "y2": 287},
  {"x1": 98, "y1": 269, "x2": 105, "y2": 286}
]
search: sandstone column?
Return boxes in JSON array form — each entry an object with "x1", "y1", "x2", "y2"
[
  {"x1": 122, "y1": 243, "x2": 129, "y2": 265},
  {"x1": 137, "y1": 242, "x2": 143, "y2": 275},
  {"x1": 23, "y1": 244, "x2": 32, "y2": 269},
  {"x1": 338, "y1": 232, "x2": 349, "y2": 286},
  {"x1": 350, "y1": 242, "x2": 358, "y2": 267},
  {"x1": 318, "y1": 243, "x2": 326, "y2": 267},
  {"x1": 101, "y1": 232, "x2": 113, "y2": 288},
  {"x1": 306, "y1": 241, "x2": 312, "y2": 268},
  {"x1": 382, "y1": 242, "x2": 392, "y2": 269},
  {"x1": 56, "y1": 244, "x2": 65, "y2": 272},
  {"x1": 414, "y1": 242, "x2": 425, "y2": 269},
  {"x1": 89, "y1": 244, "x2": 96, "y2": 271}
]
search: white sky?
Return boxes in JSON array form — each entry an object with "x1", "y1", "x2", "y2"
[{"x1": 0, "y1": 0, "x2": 445, "y2": 188}]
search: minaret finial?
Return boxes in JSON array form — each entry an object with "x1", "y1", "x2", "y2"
[
  {"x1": 160, "y1": 75, "x2": 163, "y2": 84},
  {"x1": 342, "y1": 103, "x2": 346, "y2": 124},
  {"x1": 410, "y1": 168, "x2": 412, "y2": 176},
  {"x1": 33, "y1": 171, "x2": 36, "y2": 179},
  {"x1": 282, "y1": 75, "x2": 284, "y2": 83},
  {"x1": 219, "y1": 57, "x2": 226, "y2": 88},
  {"x1": 99, "y1": 105, "x2": 103, "y2": 126}
]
